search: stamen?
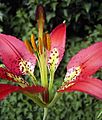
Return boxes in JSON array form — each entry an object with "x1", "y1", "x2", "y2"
[
  {"x1": 38, "y1": 37, "x2": 43, "y2": 54},
  {"x1": 45, "y1": 33, "x2": 51, "y2": 51},
  {"x1": 43, "y1": 33, "x2": 47, "y2": 48},
  {"x1": 24, "y1": 40, "x2": 33, "y2": 54},
  {"x1": 43, "y1": 33, "x2": 51, "y2": 51},
  {"x1": 31, "y1": 34, "x2": 37, "y2": 52}
]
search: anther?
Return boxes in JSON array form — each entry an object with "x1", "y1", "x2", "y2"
[
  {"x1": 45, "y1": 33, "x2": 51, "y2": 51},
  {"x1": 38, "y1": 37, "x2": 43, "y2": 54},
  {"x1": 24, "y1": 40, "x2": 33, "y2": 54},
  {"x1": 43, "y1": 33, "x2": 47, "y2": 48},
  {"x1": 31, "y1": 34, "x2": 38, "y2": 52}
]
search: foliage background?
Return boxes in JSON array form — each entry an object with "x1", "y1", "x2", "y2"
[{"x1": 0, "y1": 0, "x2": 102, "y2": 120}]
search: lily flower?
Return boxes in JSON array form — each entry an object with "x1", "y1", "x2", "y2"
[
  {"x1": 57, "y1": 42, "x2": 102, "y2": 100},
  {"x1": 0, "y1": 34, "x2": 45, "y2": 101},
  {"x1": 0, "y1": 4, "x2": 102, "y2": 120}
]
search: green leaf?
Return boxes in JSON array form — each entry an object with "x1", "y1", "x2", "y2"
[
  {"x1": 75, "y1": 13, "x2": 81, "y2": 22},
  {"x1": 83, "y1": 3, "x2": 91, "y2": 13},
  {"x1": 67, "y1": 0, "x2": 71, "y2": 6}
]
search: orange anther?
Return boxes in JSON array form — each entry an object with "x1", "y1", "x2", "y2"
[
  {"x1": 31, "y1": 34, "x2": 37, "y2": 52},
  {"x1": 24, "y1": 40, "x2": 33, "y2": 54}
]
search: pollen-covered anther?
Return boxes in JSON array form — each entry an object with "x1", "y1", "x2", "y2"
[
  {"x1": 43, "y1": 33, "x2": 47, "y2": 47},
  {"x1": 19, "y1": 60, "x2": 34, "y2": 75},
  {"x1": 24, "y1": 40, "x2": 34, "y2": 54},
  {"x1": 31, "y1": 34, "x2": 38, "y2": 52},
  {"x1": 45, "y1": 33, "x2": 51, "y2": 51},
  {"x1": 48, "y1": 48, "x2": 59, "y2": 70}
]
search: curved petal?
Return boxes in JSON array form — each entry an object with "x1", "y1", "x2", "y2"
[
  {"x1": 0, "y1": 34, "x2": 36, "y2": 75},
  {"x1": 0, "y1": 67, "x2": 29, "y2": 87},
  {"x1": 67, "y1": 42, "x2": 102, "y2": 76},
  {"x1": 0, "y1": 84, "x2": 45, "y2": 100},
  {"x1": 0, "y1": 84, "x2": 20, "y2": 100},
  {"x1": 58, "y1": 77, "x2": 102, "y2": 100},
  {"x1": 0, "y1": 67, "x2": 13, "y2": 81},
  {"x1": 47, "y1": 23, "x2": 66, "y2": 71}
]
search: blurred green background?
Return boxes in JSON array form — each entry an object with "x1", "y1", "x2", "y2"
[{"x1": 0, "y1": 0, "x2": 102, "y2": 120}]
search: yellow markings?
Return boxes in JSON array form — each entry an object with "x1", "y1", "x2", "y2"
[
  {"x1": 64, "y1": 66, "x2": 81, "y2": 82},
  {"x1": 19, "y1": 59, "x2": 34, "y2": 75},
  {"x1": 48, "y1": 48, "x2": 59, "y2": 71},
  {"x1": 7, "y1": 73, "x2": 29, "y2": 87},
  {"x1": 58, "y1": 82, "x2": 75, "y2": 91},
  {"x1": 58, "y1": 66, "x2": 81, "y2": 91}
]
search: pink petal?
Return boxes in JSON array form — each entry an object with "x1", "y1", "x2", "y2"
[
  {"x1": 67, "y1": 42, "x2": 102, "y2": 76},
  {"x1": 0, "y1": 84, "x2": 20, "y2": 100},
  {"x1": 58, "y1": 77, "x2": 102, "y2": 100},
  {"x1": 47, "y1": 23, "x2": 66, "y2": 70},
  {"x1": 0, "y1": 34, "x2": 36, "y2": 75}
]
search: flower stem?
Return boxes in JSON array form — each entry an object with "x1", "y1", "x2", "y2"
[
  {"x1": 24, "y1": 93, "x2": 46, "y2": 108},
  {"x1": 43, "y1": 108, "x2": 48, "y2": 120},
  {"x1": 48, "y1": 92, "x2": 62, "y2": 107},
  {"x1": 49, "y1": 71, "x2": 54, "y2": 101}
]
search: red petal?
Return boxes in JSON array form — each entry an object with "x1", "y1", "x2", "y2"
[
  {"x1": 58, "y1": 77, "x2": 102, "y2": 100},
  {"x1": 47, "y1": 23, "x2": 66, "y2": 69},
  {"x1": 20, "y1": 85, "x2": 45, "y2": 93},
  {"x1": 0, "y1": 67, "x2": 29, "y2": 86},
  {"x1": 0, "y1": 67, "x2": 13, "y2": 81},
  {"x1": 0, "y1": 84, "x2": 19, "y2": 100},
  {"x1": 67, "y1": 42, "x2": 102, "y2": 76},
  {"x1": 0, "y1": 34, "x2": 36, "y2": 75},
  {"x1": 0, "y1": 84, "x2": 45, "y2": 100}
]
